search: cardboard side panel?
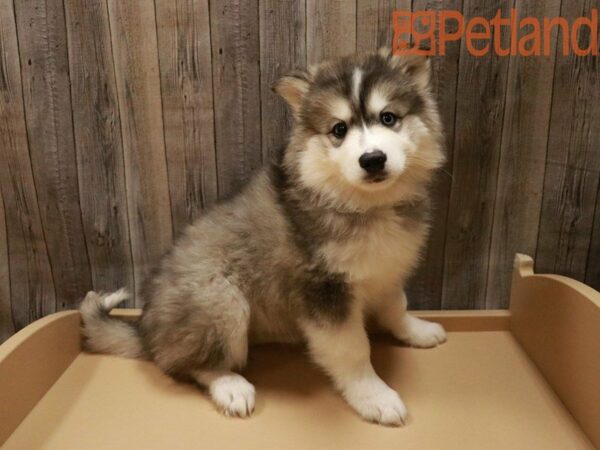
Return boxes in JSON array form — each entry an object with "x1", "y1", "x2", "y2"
[
  {"x1": 0, "y1": 311, "x2": 80, "y2": 445},
  {"x1": 510, "y1": 254, "x2": 600, "y2": 449}
]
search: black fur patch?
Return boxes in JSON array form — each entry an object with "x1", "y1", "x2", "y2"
[
  {"x1": 360, "y1": 60, "x2": 425, "y2": 123},
  {"x1": 270, "y1": 163, "x2": 353, "y2": 323},
  {"x1": 269, "y1": 161, "x2": 323, "y2": 258},
  {"x1": 302, "y1": 267, "x2": 351, "y2": 324}
]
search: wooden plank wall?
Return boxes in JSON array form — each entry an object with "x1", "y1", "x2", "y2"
[{"x1": 0, "y1": 0, "x2": 599, "y2": 340}]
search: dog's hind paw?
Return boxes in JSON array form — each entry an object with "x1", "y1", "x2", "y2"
[{"x1": 209, "y1": 374, "x2": 256, "y2": 418}]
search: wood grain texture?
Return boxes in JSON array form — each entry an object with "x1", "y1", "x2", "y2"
[
  {"x1": 0, "y1": 191, "x2": 14, "y2": 341},
  {"x1": 64, "y1": 0, "x2": 135, "y2": 305},
  {"x1": 442, "y1": 0, "x2": 511, "y2": 309},
  {"x1": 259, "y1": 0, "x2": 306, "y2": 163},
  {"x1": 356, "y1": 0, "x2": 409, "y2": 53},
  {"x1": 13, "y1": 0, "x2": 92, "y2": 310},
  {"x1": 485, "y1": 0, "x2": 562, "y2": 308},
  {"x1": 107, "y1": 0, "x2": 173, "y2": 303},
  {"x1": 306, "y1": 0, "x2": 356, "y2": 64},
  {"x1": 1, "y1": 2, "x2": 600, "y2": 341},
  {"x1": 587, "y1": 187, "x2": 600, "y2": 291},
  {"x1": 407, "y1": 0, "x2": 462, "y2": 310},
  {"x1": 536, "y1": 0, "x2": 600, "y2": 280},
  {"x1": 210, "y1": 0, "x2": 262, "y2": 199},
  {"x1": 0, "y1": 0, "x2": 55, "y2": 329},
  {"x1": 155, "y1": 0, "x2": 218, "y2": 236}
]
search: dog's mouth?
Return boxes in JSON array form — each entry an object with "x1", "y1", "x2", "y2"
[{"x1": 364, "y1": 172, "x2": 388, "y2": 184}]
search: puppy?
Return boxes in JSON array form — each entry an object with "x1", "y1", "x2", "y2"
[{"x1": 80, "y1": 48, "x2": 446, "y2": 426}]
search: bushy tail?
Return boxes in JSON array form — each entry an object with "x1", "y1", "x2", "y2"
[{"x1": 79, "y1": 289, "x2": 145, "y2": 359}]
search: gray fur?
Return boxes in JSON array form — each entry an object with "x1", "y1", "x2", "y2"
[
  {"x1": 80, "y1": 50, "x2": 443, "y2": 389},
  {"x1": 80, "y1": 290, "x2": 144, "y2": 359}
]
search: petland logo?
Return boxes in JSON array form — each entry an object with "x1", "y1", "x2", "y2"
[{"x1": 393, "y1": 9, "x2": 599, "y2": 56}]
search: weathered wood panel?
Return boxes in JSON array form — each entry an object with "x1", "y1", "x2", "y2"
[
  {"x1": 352, "y1": 0, "x2": 412, "y2": 233},
  {"x1": 587, "y1": 189, "x2": 600, "y2": 291},
  {"x1": 442, "y1": 0, "x2": 512, "y2": 309},
  {"x1": 306, "y1": 0, "x2": 356, "y2": 64},
  {"x1": 1, "y1": 2, "x2": 599, "y2": 341},
  {"x1": 210, "y1": 0, "x2": 262, "y2": 199},
  {"x1": 407, "y1": 0, "x2": 462, "y2": 310},
  {"x1": 536, "y1": 0, "x2": 600, "y2": 280},
  {"x1": 259, "y1": 0, "x2": 306, "y2": 163},
  {"x1": 356, "y1": 0, "x2": 410, "y2": 53},
  {"x1": 64, "y1": 0, "x2": 135, "y2": 305},
  {"x1": 0, "y1": 0, "x2": 55, "y2": 328},
  {"x1": 485, "y1": 0, "x2": 562, "y2": 308},
  {"x1": 156, "y1": 0, "x2": 218, "y2": 236},
  {"x1": 14, "y1": 0, "x2": 92, "y2": 310},
  {"x1": 0, "y1": 190, "x2": 14, "y2": 341},
  {"x1": 107, "y1": 0, "x2": 173, "y2": 303}
]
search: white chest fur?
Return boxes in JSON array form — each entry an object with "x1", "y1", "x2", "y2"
[{"x1": 319, "y1": 210, "x2": 427, "y2": 294}]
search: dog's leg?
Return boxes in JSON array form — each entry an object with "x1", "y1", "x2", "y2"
[
  {"x1": 193, "y1": 370, "x2": 255, "y2": 417},
  {"x1": 192, "y1": 325, "x2": 255, "y2": 418},
  {"x1": 192, "y1": 280, "x2": 255, "y2": 418},
  {"x1": 301, "y1": 307, "x2": 408, "y2": 426},
  {"x1": 151, "y1": 275, "x2": 255, "y2": 418},
  {"x1": 374, "y1": 289, "x2": 446, "y2": 348}
]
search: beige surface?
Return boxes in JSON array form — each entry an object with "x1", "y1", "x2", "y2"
[
  {"x1": 511, "y1": 254, "x2": 600, "y2": 449},
  {"x1": 0, "y1": 311, "x2": 80, "y2": 445},
  {"x1": 4, "y1": 332, "x2": 593, "y2": 450},
  {"x1": 1, "y1": 254, "x2": 598, "y2": 448}
]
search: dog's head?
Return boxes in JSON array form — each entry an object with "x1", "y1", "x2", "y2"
[{"x1": 274, "y1": 49, "x2": 444, "y2": 210}]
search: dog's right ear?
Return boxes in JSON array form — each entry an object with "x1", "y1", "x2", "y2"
[
  {"x1": 379, "y1": 46, "x2": 432, "y2": 90},
  {"x1": 272, "y1": 71, "x2": 310, "y2": 119}
]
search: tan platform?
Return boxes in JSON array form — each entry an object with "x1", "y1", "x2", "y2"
[{"x1": 1, "y1": 254, "x2": 598, "y2": 449}]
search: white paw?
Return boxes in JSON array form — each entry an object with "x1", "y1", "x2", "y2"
[
  {"x1": 209, "y1": 374, "x2": 256, "y2": 418},
  {"x1": 343, "y1": 377, "x2": 408, "y2": 426},
  {"x1": 400, "y1": 316, "x2": 447, "y2": 348}
]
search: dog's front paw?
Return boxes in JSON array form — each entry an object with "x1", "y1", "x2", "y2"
[
  {"x1": 398, "y1": 315, "x2": 447, "y2": 348},
  {"x1": 343, "y1": 377, "x2": 408, "y2": 426},
  {"x1": 209, "y1": 374, "x2": 256, "y2": 418}
]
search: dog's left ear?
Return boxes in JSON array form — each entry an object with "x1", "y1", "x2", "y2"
[
  {"x1": 272, "y1": 71, "x2": 310, "y2": 118},
  {"x1": 379, "y1": 46, "x2": 432, "y2": 90}
]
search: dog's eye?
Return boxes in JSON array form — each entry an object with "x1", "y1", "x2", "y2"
[
  {"x1": 380, "y1": 112, "x2": 397, "y2": 127},
  {"x1": 331, "y1": 122, "x2": 348, "y2": 139}
]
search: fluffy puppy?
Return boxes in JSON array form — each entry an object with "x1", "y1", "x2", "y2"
[{"x1": 80, "y1": 49, "x2": 446, "y2": 426}]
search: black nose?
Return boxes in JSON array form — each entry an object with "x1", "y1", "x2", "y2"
[{"x1": 359, "y1": 150, "x2": 387, "y2": 173}]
